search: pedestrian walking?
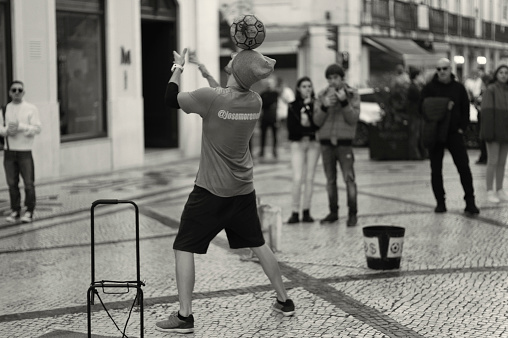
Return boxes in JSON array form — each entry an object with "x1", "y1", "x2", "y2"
[
  {"x1": 479, "y1": 64, "x2": 508, "y2": 203},
  {"x1": 0, "y1": 81, "x2": 42, "y2": 223},
  {"x1": 406, "y1": 67, "x2": 425, "y2": 160},
  {"x1": 464, "y1": 68, "x2": 488, "y2": 164},
  {"x1": 286, "y1": 76, "x2": 320, "y2": 224},
  {"x1": 313, "y1": 64, "x2": 360, "y2": 227},
  {"x1": 156, "y1": 48, "x2": 294, "y2": 334},
  {"x1": 259, "y1": 76, "x2": 279, "y2": 159},
  {"x1": 420, "y1": 58, "x2": 480, "y2": 215}
]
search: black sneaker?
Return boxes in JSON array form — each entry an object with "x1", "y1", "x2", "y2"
[
  {"x1": 155, "y1": 311, "x2": 194, "y2": 333},
  {"x1": 286, "y1": 213, "x2": 299, "y2": 224},
  {"x1": 347, "y1": 214, "x2": 358, "y2": 227},
  {"x1": 301, "y1": 214, "x2": 314, "y2": 223},
  {"x1": 434, "y1": 203, "x2": 447, "y2": 213},
  {"x1": 320, "y1": 213, "x2": 338, "y2": 224},
  {"x1": 464, "y1": 204, "x2": 480, "y2": 216},
  {"x1": 272, "y1": 298, "x2": 295, "y2": 317}
]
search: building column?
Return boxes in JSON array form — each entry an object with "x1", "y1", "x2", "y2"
[
  {"x1": 10, "y1": 0, "x2": 59, "y2": 181},
  {"x1": 178, "y1": 0, "x2": 219, "y2": 158},
  {"x1": 306, "y1": 25, "x2": 337, "y2": 92}
]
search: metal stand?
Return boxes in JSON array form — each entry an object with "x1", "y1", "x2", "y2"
[{"x1": 87, "y1": 199, "x2": 145, "y2": 338}]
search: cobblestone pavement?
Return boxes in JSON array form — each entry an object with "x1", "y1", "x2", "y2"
[{"x1": 1, "y1": 145, "x2": 507, "y2": 338}]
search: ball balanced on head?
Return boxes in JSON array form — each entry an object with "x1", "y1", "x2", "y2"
[{"x1": 230, "y1": 14, "x2": 266, "y2": 50}]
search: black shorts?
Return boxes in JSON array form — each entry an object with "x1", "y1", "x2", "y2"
[{"x1": 173, "y1": 185, "x2": 265, "y2": 254}]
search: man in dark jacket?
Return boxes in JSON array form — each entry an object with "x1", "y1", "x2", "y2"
[{"x1": 420, "y1": 58, "x2": 480, "y2": 215}]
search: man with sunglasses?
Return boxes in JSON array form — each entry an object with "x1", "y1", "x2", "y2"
[
  {"x1": 420, "y1": 58, "x2": 479, "y2": 216},
  {"x1": 0, "y1": 81, "x2": 42, "y2": 223}
]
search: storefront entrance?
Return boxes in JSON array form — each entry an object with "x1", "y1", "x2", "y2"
[{"x1": 141, "y1": 0, "x2": 178, "y2": 148}]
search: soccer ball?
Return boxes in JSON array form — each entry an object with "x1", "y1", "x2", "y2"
[{"x1": 230, "y1": 15, "x2": 266, "y2": 50}]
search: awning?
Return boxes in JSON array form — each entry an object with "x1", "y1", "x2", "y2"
[
  {"x1": 363, "y1": 37, "x2": 447, "y2": 67},
  {"x1": 220, "y1": 26, "x2": 308, "y2": 56}
]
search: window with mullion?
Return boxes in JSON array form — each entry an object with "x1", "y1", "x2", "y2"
[{"x1": 56, "y1": 0, "x2": 106, "y2": 141}]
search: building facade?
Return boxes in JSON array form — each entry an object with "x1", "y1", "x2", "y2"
[
  {"x1": 3, "y1": 0, "x2": 508, "y2": 183},
  {"x1": 0, "y1": 0, "x2": 220, "y2": 184},
  {"x1": 242, "y1": 0, "x2": 508, "y2": 90}
]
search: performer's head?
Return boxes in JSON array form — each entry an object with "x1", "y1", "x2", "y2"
[{"x1": 230, "y1": 50, "x2": 276, "y2": 90}]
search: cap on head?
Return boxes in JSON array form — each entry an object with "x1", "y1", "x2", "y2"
[
  {"x1": 325, "y1": 64, "x2": 345, "y2": 79},
  {"x1": 231, "y1": 50, "x2": 276, "y2": 89}
]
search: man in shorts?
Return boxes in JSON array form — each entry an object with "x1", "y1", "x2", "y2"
[{"x1": 156, "y1": 48, "x2": 295, "y2": 333}]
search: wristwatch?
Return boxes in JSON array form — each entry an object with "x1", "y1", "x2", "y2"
[{"x1": 171, "y1": 63, "x2": 184, "y2": 72}]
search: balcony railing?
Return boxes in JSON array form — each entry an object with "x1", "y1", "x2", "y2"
[
  {"x1": 371, "y1": 0, "x2": 390, "y2": 28},
  {"x1": 448, "y1": 13, "x2": 458, "y2": 35},
  {"x1": 394, "y1": 1, "x2": 417, "y2": 31},
  {"x1": 361, "y1": 1, "x2": 508, "y2": 44},
  {"x1": 483, "y1": 21, "x2": 493, "y2": 40},
  {"x1": 495, "y1": 24, "x2": 508, "y2": 42},
  {"x1": 429, "y1": 8, "x2": 446, "y2": 35},
  {"x1": 461, "y1": 16, "x2": 475, "y2": 37}
]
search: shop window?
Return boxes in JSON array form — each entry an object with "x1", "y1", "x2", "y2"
[
  {"x1": 0, "y1": 0, "x2": 11, "y2": 106},
  {"x1": 56, "y1": 0, "x2": 106, "y2": 141}
]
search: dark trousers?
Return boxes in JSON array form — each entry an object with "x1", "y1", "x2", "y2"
[
  {"x1": 320, "y1": 144, "x2": 357, "y2": 215},
  {"x1": 477, "y1": 112, "x2": 488, "y2": 162},
  {"x1": 428, "y1": 133, "x2": 475, "y2": 204},
  {"x1": 3, "y1": 150, "x2": 36, "y2": 213},
  {"x1": 259, "y1": 120, "x2": 277, "y2": 156}
]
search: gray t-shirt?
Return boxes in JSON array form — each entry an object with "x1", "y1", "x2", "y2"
[{"x1": 178, "y1": 86, "x2": 261, "y2": 197}]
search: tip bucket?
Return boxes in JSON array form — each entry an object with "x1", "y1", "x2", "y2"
[{"x1": 362, "y1": 225, "x2": 405, "y2": 270}]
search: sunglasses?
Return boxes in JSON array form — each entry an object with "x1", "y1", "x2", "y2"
[
  {"x1": 10, "y1": 88, "x2": 23, "y2": 93},
  {"x1": 436, "y1": 67, "x2": 449, "y2": 71}
]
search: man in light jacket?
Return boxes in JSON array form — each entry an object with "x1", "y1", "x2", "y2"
[{"x1": 0, "y1": 80, "x2": 42, "y2": 223}]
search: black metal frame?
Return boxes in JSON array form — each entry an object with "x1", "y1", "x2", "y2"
[{"x1": 87, "y1": 199, "x2": 145, "y2": 338}]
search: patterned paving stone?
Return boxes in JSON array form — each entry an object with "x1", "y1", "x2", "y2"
[{"x1": 1, "y1": 148, "x2": 508, "y2": 337}]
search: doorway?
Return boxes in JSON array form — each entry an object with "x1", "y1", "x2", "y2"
[{"x1": 141, "y1": 20, "x2": 178, "y2": 148}]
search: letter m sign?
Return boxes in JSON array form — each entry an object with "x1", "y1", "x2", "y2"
[{"x1": 121, "y1": 47, "x2": 131, "y2": 65}]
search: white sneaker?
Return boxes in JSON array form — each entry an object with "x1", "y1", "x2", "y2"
[
  {"x1": 5, "y1": 211, "x2": 20, "y2": 223},
  {"x1": 497, "y1": 190, "x2": 508, "y2": 202},
  {"x1": 487, "y1": 190, "x2": 500, "y2": 203},
  {"x1": 20, "y1": 211, "x2": 33, "y2": 223}
]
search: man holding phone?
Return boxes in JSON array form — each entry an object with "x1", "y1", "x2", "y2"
[{"x1": 313, "y1": 64, "x2": 360, "y2": 227}]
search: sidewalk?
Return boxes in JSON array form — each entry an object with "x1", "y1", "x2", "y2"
[{"x1": 1, "y1": 145, "x2": 508, "y2": 337}]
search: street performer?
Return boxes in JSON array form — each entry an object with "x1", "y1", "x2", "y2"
[{"x1": 155, "y1": 48, "x2": 295, "y2": 333}]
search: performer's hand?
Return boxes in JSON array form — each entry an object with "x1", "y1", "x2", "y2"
[
  {"x1": 197, "y1": 64, "x2": 212, "y2": 79},
  {"x1": 173, "y1": 48, "x2": 187, "y2": 67}
]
